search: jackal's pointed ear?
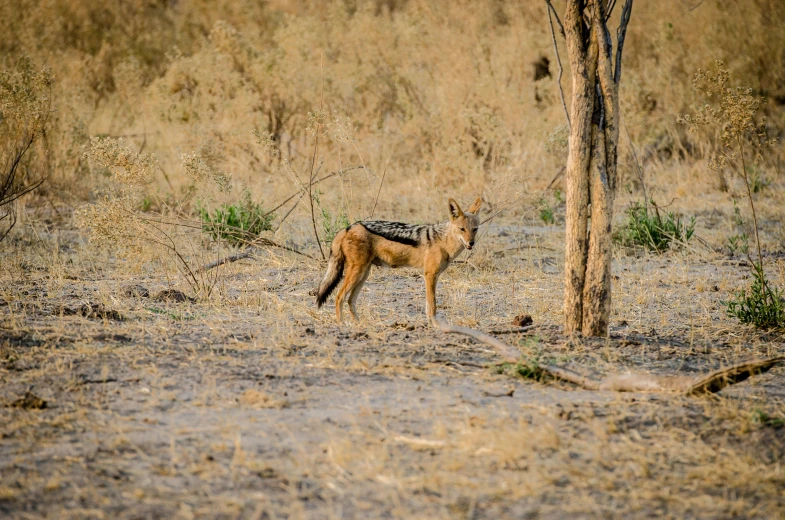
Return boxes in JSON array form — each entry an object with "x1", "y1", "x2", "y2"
[
  {"x1": 467, "y1": 197, "x2": 483, "y2": 214},
  {"x1": 448, "y1": 198, "x2": 464, "y2": 220}
]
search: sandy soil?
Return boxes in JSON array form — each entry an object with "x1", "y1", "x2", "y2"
[{"x1": 2, "y1": 219, "x2": 785, "y2": 519}]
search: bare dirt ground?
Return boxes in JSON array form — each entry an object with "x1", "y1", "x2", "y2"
[{"x1": 2, "y1": 216, "x2": 785, "y2": 519}]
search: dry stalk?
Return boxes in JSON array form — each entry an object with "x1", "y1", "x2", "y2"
[
  {"x1": 308, "y1": 53, "x2": 327, "y2": 261},
  {"x1": 736, "y1": 135, "x2": 764, "y2": 272},
  {"x1": 307, "y1": 148, "x2": 325, "y2": 260},
  {"x1": 369, "y1": 157, "x2": 389, "y2": 219}
]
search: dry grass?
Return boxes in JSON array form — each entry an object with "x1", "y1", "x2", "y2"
[
  {"x1": 2, "y1": 0, "x2": 785, "y2": 518},
  {"x1": 2, "y1": 214, "x2": 785, "y2": 517}
]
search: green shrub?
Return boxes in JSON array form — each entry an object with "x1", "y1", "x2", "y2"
[
  {"x1": 321, "y1": 205, "x2": 350, "y2": 244},
  {"x1": 313, "y1": 190, "x2": 351, "y2": 244},
  {"x1": 199, "y1": 190, "x2": 274, "y2": 245},
  {"x1": 751, "y1": 409, "x2": 785, "y2": 428},
  {"x1": 617, "y1": 202, "x2": 695, "y2": 252},
  {"x1": 538, "y1": 199, "x2": 555, "y2": 225},
  {"x1": 723, "y1": 264, "x2": 785, "y2": 330}
]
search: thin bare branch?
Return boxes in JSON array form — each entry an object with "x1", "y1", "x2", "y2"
[
  {"x1": 307, "y1": 149, "x2": 325, "y2": 260},
  {"x1": 737, "y1": 135, "x2": 765, "y2": 272},
  {"x1": 605, "y1": 0, "x2": 618, "y2": 20},
  {"x1": 370, "y1": 157, "x2": 390, "y2": 218},
  {"x1": 546, "y1": 2, "x2": 571, "y2": 129},
  {"x1": 274, "y1": 191, "x2": 307, "y2": 232},
  {"x1": 0, "y1": 177, "x2": 44, "y2": 208},
  {"x1": 308, "y1": 53, "x2": 327, "y2": 260},
  {"x1": 546, "y1": 166, "x2": 566, "y2": 191},
  {"x1": 265, "y1": 165, "x2": 365, "y2": 218},
  {"x1": 544, "y1": 0, "x2": 566, "y2": 37},
  {"x1": 620, "y1": 114, "x2": 648, "y2": 207},
  {"x1": 614, "y1": 0, "x2": 633, "y2": 83},
  {"x1": 198, "y1": 236, "x2": 315, "y2": 272}
]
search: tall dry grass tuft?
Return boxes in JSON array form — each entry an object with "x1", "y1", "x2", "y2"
[
  {"x1": 681, "y1": 60, "x2": 784, "y2": 329},
  {"x1": 75, "y1": 137, "x2": 225, "y2": 298},
  {"x1": 0, "y1": 57, "x2": 53, "y2": 241}
]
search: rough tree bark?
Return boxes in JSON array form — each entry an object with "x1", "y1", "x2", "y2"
[{"x1": 556, "y1": 0, "x2": 633, "y2": 336}]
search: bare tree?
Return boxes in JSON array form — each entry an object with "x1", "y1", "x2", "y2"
[{"x1": 546, "y1": 0, "x2": 633, "y2": 336}]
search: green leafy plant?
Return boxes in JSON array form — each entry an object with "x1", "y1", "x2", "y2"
[
  {"x1": 751, "y1": 409, "x2": 785, "y2": 428},
  {"x1": 199, "y1": 190, "x2": 274, "y2": 246},
  {"x1": 617, "y1": 201, "x2": 695, "y2": 252},
  {"x1": 723, "y1": 263, "x2": 785, "y2": 330},
  {"x1": 727, "y1": 199, "x2": 749, "y2": 255},
  {"x1": 322, "y1": 206, "x2": 350, "y2": 244},
  {"x1": 538, "y1": 199, "x2": 555, "y2": 225},
  {"x1": 313, "y1": 190, "x2": 350, "y2": 244}
]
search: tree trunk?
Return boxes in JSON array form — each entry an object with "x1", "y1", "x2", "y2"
[
  {"x1": 561, "y1": 0, "x2": 632, "y2": 336},
  {"x1": 563, "y1": 1, "x2": 597, "y2": 333}
]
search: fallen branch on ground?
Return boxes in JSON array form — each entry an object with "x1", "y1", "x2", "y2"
[
  {"x1": 198, "y1": 236, "x2": 314, "y2": 272},
  {"x1": 540, "y1": 357, "x2": 783, "y2": 394},
  {"x1": 432, "y1": 314, "x2": 783, "y2": 394},
  {"x1": 431, "y1": 314, "x2": 521, "y2": 362}
]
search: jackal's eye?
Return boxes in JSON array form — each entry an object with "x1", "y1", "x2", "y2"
[
  {"x1": 460, "y1": 227, "x2": 465, "y2": 232},
  {"x1": 472, "y1": 228, "x2": 478, "y2": 233}
]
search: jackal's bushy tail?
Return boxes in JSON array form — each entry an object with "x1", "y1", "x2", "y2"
[{"x1": 316, "y1": 237, "x2": 345, "y2": 307}]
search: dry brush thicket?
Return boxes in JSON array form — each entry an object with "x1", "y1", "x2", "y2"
[{"x1": 2, "y1": 0, "x2": 785, "y2": 518}]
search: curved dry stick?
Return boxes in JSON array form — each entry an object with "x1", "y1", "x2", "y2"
[
  {"x1": 544, "y1": 357, "x2": 783, "y2": 393},
  {"x1": 431, "y1": 314, "x2": 521, "y2": 362},
  {"x1": 431, "y1": 315, "x2": 783, "y2": 394},
  {"x1": 685, "y1": 356, "x2": 783, "y2": 395}
]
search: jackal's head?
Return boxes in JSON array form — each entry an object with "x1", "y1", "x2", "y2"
[{"x1": 448, "y1": 197, "x2": 483, "y2": 250}]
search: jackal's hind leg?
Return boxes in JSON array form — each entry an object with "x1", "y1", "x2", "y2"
[
  {"x1": 347, "y1": 265, "x2": 372, "y2": 322},
  {"x1": 335, "y1": 263, "x2": 365, "y2": 323},
  {"x1": 334, "y1": 280, "x2": 349, "y2": 323}
]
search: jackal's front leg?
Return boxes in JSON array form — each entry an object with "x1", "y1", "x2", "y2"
[{"x1": 424, "y1": 270, "x2": 439, "y2": 324}]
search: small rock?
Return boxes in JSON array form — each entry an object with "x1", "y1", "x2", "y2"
[
  {"x1": 122, "y1": 284, "x2": 150, "y2": 298},
  {"x1": 10, "y1": 391, "x2": 47, "y2": 410},
  {"x1": 257, "y1": 467, "x2": 278, "y2": 479},
  {"x1": 154, "y1": 289, "x2": 194, "y2": 303},
  {"x1": 512, "y1": 314, "x2": 534, "y2": 327}
]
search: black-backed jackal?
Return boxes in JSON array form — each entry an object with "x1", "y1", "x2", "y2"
[{"x1": 316, "y1": 197, "x2": 482, "y2": 324}]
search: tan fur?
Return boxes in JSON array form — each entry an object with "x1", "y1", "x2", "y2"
[{"x1": 319, "y1": 197, "x2": 482, "y2": 324}]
